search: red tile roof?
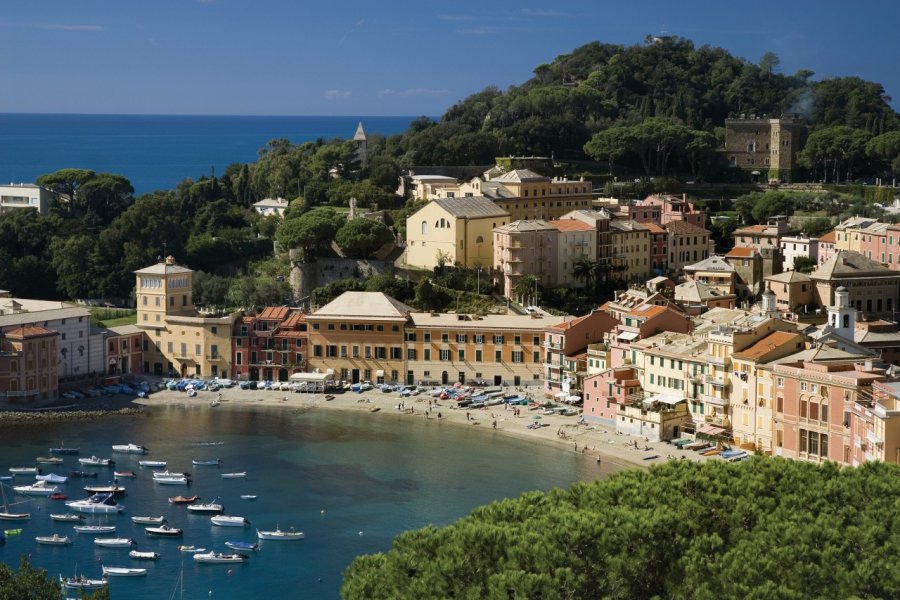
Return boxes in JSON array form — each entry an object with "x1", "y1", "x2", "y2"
[
  {"x1": 643, "y1": 223, "x2": 666, "y2": 234},
  {"x1": 725, "y1": 247, "x2": 758, "y2": 258},
  {"x1": 818, "y1": 230, "x2": 837, "y2": 243},
  {"x1": 547, "y1": 219, "x2": 595, "y2": 232},
  {"x1": 259, "y1": 306, "x2": 290, "y2": 321},
  {"x1": 4, "y1": 325, "x2": 56, "y2": 339},
  {"x1": 733, "y1": 332, "x2": 804, "y2": 361},
  {"x1": 626, "y1": 304, "x2": 668, "y2": 319},
  {"x1": 664, "y1": 220, "x2": 708, "y2": 235}
]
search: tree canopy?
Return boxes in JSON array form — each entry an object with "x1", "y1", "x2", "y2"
[{"x1": 343, "y1": 458, "x2": 900, "y2": 600}]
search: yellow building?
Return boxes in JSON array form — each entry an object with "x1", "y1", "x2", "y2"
[
  {"x1": 306, "y1": 291, "x2": 411, "y2": 384},
  {"x1": 135, "y1": 256, "x2": 237, "y2": 378},
  {"x1": 405, "y1": 197, "x2": 509, "y2": 270},
  {"x1": 834, "y1": 217, "x2": 878, "y2": 252},
  {"x1": 609, "y1": 220, "x2": 650, "y2": 281}
]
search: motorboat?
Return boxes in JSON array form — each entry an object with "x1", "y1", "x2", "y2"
[
  {"x1": 128, "y1": 550, "x2": 160, "y2": 560},
  {"x1": 113, "y1": 471, "x2": 136, "y2": 478},
  {"x1": 146, "y1": 524, "x2": 183, "y2": 537},
  {"x1": 112, "y1": 444, "x2": 148, "y2": 454},
  {"x1": 193, "y1": 551, "x2": 248, "y2": 564},
  {"x1": 13, "y1": 481, "x2": 60, "y2": 496},
  {"x1": 78, "y1": 456, "x2": 115, "y2": 467},
  {"x1": 177, "y1": 545, "x2": 207, "y2": 553},
  {"x1": 36, "y1": 473, "x2": 68, "y2": 484},
  {"x1": 93, "y1": 537, "x2": 135, "y2": 548},
  {"x1": 220, "y1": 472, "x2": 246, "y2": 479},
  {"x1": 257, "y1": 526, "x2": 304, "y2": 540},
  {"x1": 225, "y1": 540, "x2": 259, "y2": 551},
  {"x1": 153, "y1": 475, "x2": 190, "y2": 485},
  {"x1": 74, "y1": 525, "x2": 117, "y2": 534},
  {"x1": 49, "y1": 446, "x2": 80, "y2": 456},
  {"x1": 168, "y1": 495, "x2": 199, "y2": 504},
  {"x1": 239, "y1": 495, "x2": 257, "y2": 501},
  {"x1": 138, "y1": 460, "x2": 167, "y2": 468},
  {"x1": 84, "y1": 484, "x2": 126, "y2": 495},
  {"x1": 60, "y1": 575, "x2": 107, "y2": 590},
  {"x1": 152, "y1": 470, "x2": 190, "y2": 479},
  {"x1": 50, "y1": 513, "x2": 84, "y2": 522},
  {"x1": 210, "y1": 515, "x2": 250, "y2": 527},
  {"x1": 65, "y1": 493, "x2": 124, "y2": 514},
  {"x1": 191, "y1": 458, "x2": 221, "y2": 466},
  {"x1": 102, "y1": 566, "x2": 147, "y2": 577},
  {"x1": 186, "y1": 499, "x2": 223, "y2": 514},
  {"x1": 36, "y1": 456, "x2": 63, "y2": 465},
  {"x1": 36, "y1": 533, "x2": 72, "y2": 545},
  {"x1": 68, "y1": 470, "x2": 98, "y2": 479},
  {"x1": 131, "y1": 515, "x2": 166, "y2": 525},
  {"x1": 9, "y1": 467, "x2": 40, "y2": 475}
]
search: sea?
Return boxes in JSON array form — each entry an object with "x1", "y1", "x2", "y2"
[
  {"x1": 0, "y1": 114, "x2": 419, "y2": 196},
  {"x1": 0, "y1": 405, "x2": 608, "y2": 599}
]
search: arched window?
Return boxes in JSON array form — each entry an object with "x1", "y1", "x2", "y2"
[
  {"x1": 421, "y1": 221, "x2": 428, "y2": 235},
  {"x1": 475, "y1": 235, "x2": 484, "y2": 244},
  {"x1": 843, "y1": 314, "x2": 850, "y2": 328}
]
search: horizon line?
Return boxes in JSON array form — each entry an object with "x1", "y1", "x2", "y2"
[{"x1": 0, "y1": 111, "x2": 438, "y2": 119}]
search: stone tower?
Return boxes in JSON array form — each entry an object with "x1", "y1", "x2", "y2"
[{"x1": 353, "y1": 122, "x2": 368, "y2": 169}]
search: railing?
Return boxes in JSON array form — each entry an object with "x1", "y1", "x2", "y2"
[
  {"x1": 702, "y1": 395, "x2": 728, "y2": 408},
  {"x1": 705, "y1": 374, "x2": 729, "y2": 388},
  {"x1": 704, "y1": 414, "x2": 729, "y2": 426}
]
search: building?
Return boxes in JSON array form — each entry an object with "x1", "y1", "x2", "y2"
[
  {"x1": 405, "y1": 197, "x2": 509, "y2": 270},
  {"x1": 614, "y1": 393, "x2": 691, "y2": 441},
  {"x1": 0, "y1": 183, "x2": 53, "y2": 215},
  {"x1": 609, "y1": 220, "x2": 650, "y2": 281},
  {"x1": 817, "y1": 230, "x2": 838, "y2": 265},
  {"x1": 641, "y1": 194, "x2": 706, "y2": 227},
  {"x1": 558, "y1": 209, "x2": 612, "y2": 264},
  {"x1": 734, "y1": 217, "x2": 789, "y2": 253},
  {"x1": 306, "y1": 292, "x2": 410, "y2": 385},
  {"x1": 353, "y1": 121, "x2": 368, "y2": 169},
  {"x1": 673, "y1": 280, "x2": 736, "y2": 315},
  {"x1": 135, "y1": 256, "x2": 237, "y2": 378},
  {"x1": 809, "y1": 250, "x2": 900, "y2": 319},
  {"x1": 493, "y1": 220, "x2": 558, "y2": 299},
  {"x1": 724, "y1": 247, "x2": 765, "y2": 297},
  {"x1": 582, "y1": 367, "x2": 640, "y2": 425},
  {"x1": 409, "y1": 175, "x2": 460, "y2": 201},
  {"x1": 834, "y1": 217, "x2": 878, "y2": 252},
  {"x1": 0, "y1": 326, "x2": 59, "y2": 403},
  {"x1": 543, "y1": 310, "x2": 618, "y2": 397},
  {"x1": 780, "y1": 235, "x2": 818, "y2": 271},
  {"x1": 723, "y1": 113, "x2": 807, "y2": 182},
  {"x1": 104, "y1": 324, "x2": 144, "y2": 376},
  {"x1": 665, "y1": 221, "x2": 711, "y2": 275},
  {"x1": 683, "y1": 256, "x2": 738, "y2": 296},
  {"x1": 547, "y1": 219, "x2": 597, "y2": 289},
  {"x1": 232, "y1": 307, "x2": 307, "y2": 382},
  {"x1": 645, "y1": 224, "x2": 668, "y2": 274},
  {"x1": 608, "y1": 304, "x2": 692, "y2": 369},
  {"x1": 251, "y1": 198, "x2": 289, "y2": 217},
  {"x1": 406, "y1": 311, "x2": 564, "y2": 387},
  {"x1": 848, "y1": 380, "x2": 900, "y2": 465},
  {"x1": 764, "y1": 271, "x2": 814, "y2": 314},
  {"x1": 480, "y1": 170, "x2": 593, "y2": 221},
  {"x1": 601, "y1": 287, "x2": 682, "y2": 322}
]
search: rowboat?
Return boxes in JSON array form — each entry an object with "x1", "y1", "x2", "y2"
[
  {"x1": 153, "y1": 475, "x2": 190, "y2": 485},
  {"x1": 51, "y1": 493, "x2": 68, "y2": 500},
  {"x1": 102, "y1": 566, "x2": 147, "y2": 577},
  {"x1": 146, "y1": 524, "x2": 183, "y2": 537},
  {"x1": 50, "y1": 445, "x2": 80, "y2": 455},
  {"x1": 129, "y1": 550, "x2": 160, "y2": 560},
  {"x1": 191, "y1": 458, "x2": 221, "y2": 466},
  {"x1": 225, "y1": 540, "x2": 259, "y2": 551},
  {"x1": 93, "y1": 537, "x2": 135, "y2": 548},
  {"x1": 36, "y1": 457, "x2": 63, "y2": 465},
  {"x1": 0, "y1": 484, "x2": 30, "y2": 521},
  {"x1": 193, "y1": 551, "x2": 248, "y2": 564},
  {"x1": 168, "y1": 495, "x2": 199, "y2": 504},
  {"x1": 111, "y1": 444, "x2": 148, "y2": 454},
  {"x1": 257, "y1": 526, "x2": 304, "y2": 540},
  {"x1": 113, "y1": 471, "x2": 136, "y2": 478},
  {"x1": 36, "y1": 533, "x2": 71, "y2": 545},
  {"x1": 50, "y1": 513, "x2": 84, "y2": 523},
  {"x1": 239, "y1": 494, "x2": 257, "y2": 501},
  {"x1": 13, "y1": 481, "x2": 60, "y2": 496},
  {"x1": 177, "y1": 545, "x2": 207, "y2": 553},
  {"x1": 138, "y1": 460, "x2": 167, "y2": 468},
  {"x1": 66, "y1": 493, "x2": 124, "y2": 514},
  {"x1": 60, "y1": 575, "x2": 107, "y2": 590},
  {"x1": 9, "y1": 467, "x2": 40, "y2": 475},
  {"x1": 4, "y1": 528, "x2": 22, "y2": 536},
  {"x1": 220, "y1": 472, "x2": 246, "y2": 479},
  {"x1": 74, "y1": 525, "x2": 116, "y2": 534},
  {"x1": 210, "y1": 515, "x2": 250, "y2": 527},
  {"x1": 131, "y1": 515, "x2": 166, "y2": 525},
  {"x1": 78, "y1": 456, "x2": 115, "y2": 467},
  {"x1": 186, "y1": 499, "x2": 223, "y2": 514}
]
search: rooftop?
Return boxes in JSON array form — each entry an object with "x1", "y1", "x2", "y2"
[
  {"x1": 495, "y1": 220, "x2": 554, "y2": 233},
  {"x1": 252, "y1": 197, "x2": 289, "y2": 208},
  {"x1": 684, "y1": 255, "x2": 736, "y2": 273},
  {"x1": 765, "y1": 271, "x2": 812, "y2": 284},
  {"x1": 3, "y1": 325, "x2": 56, "y2": 339},
  {"x1": 818, "y1": 230, "x2": 837, "y2": 243},
  {"x1": 134, "y1": 256, "x2": 193, "y2": 276},
  {"x1": 725, "y1": 247, "x2": 759, "y2": 259},
  {"x1": 408, "y1": 312, "x2": 565, "y2": 330},
  {"x1": 311, "y1": 292, "x2": 413, "y2": 321},
  {"x1": 665, "y1": 221, "x2": 708, "y2": 235},
  {"x1": 811, "y1": 250, "x2": 898, "y2": 280},
  {"x1": 492, "y1": 169, "x2": 550, "y2": 183},
  {"x1": 432, "y1": 196, "x2": 509, "y2": 219},
  {"x1": 732, "y1": 331, "x2": 805, "y2": 361},
  {"x1": 547, "y1": 219, "x2": 595, "y2": 232}
]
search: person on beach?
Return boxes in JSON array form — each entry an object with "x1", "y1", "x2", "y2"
[
  {"x1": 466, "y1": 412, "x2": 470, "y2": 421},
  {"x1": 492, "y1": 420, "x2": 497, "y2": 429},
  {"x1": 437, "y1": 412, "x2": 442, "y2": 419}
]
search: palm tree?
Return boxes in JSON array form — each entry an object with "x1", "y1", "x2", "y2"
[
  {"x1": 515, "y1": 274, "x2": 540, "y2": 306},
  {"x1": 573, "y1": 256, "x2": 596, "y2": 290}
]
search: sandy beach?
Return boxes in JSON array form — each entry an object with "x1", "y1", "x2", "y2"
[{"x1": 130, "y1": 384, "x2": 713, "y2": 472}]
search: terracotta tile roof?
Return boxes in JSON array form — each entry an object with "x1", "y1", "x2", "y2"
[
  {"x1": 643, "y1": 223, "x2": 666, "y2": 234},
  {"x1": 664, "y1": 221, "x2": 708, "y2": 235},
  {"x1": 818, "y1": 230, "x2": 837, "y2": 243},
  {"x1": 280, "y1": 312, "x2": 305, "y2": 328},
  {"x1": 547, "y1": 219, "x2": 595, "y2": 232},
  {"x1": 725, "y1": 247, "x2": 758, "y2": 258},
  {"x1": 4, "y1": 325, "x2": 56, "y2": 339},
  {"x1": 732, "y1": 331, "x2": 804, "y2": 361},
  {"x1": 734, "y1": 225, "x2": 769, "y2": 234},
  {"x1": 626, "y1": 304, "x2": 668, "y2": 319},
  {"x1": 259, "y1": 306, "x2": 290, "y2": 321}
]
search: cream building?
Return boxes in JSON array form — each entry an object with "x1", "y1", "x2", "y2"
[
  {"x1": 609, "y1": 220, "x2": 650, "y2": 281},
  {"x1": 493, "y1": 220, "x2": 558, "y2": 299},
  {"x1": 0, "y1": 183, "x2": 53, "y2": 215},
  {"x1": 405, "y1": 197, "x2": 509, "y2": 270},
  {"x1": 548, "y1": 219, "x2": 597, "y2": 288},
  {"x1": 135, "y1": 257, "x2": 237, "y2": 377}
]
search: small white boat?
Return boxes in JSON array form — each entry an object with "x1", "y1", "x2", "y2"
[
  {"x1": 13, "y1": 481, "x2": 60, "y2": 496},
  {"x1": 153, "y1": 475, "x2": 190, "y2": 485},
  {"x1": 191, "y1": 458, "x2": 221, "y2": 466},
  {"x1": 177, "y1": 545, "x2": 207, "y2": 553},
  {"x1": 220, "y1": 472, "x2": 246, "y2": 479},
  {"x1": 83, "y1": 484, "x2": 126, "y2": 495},
  {"x1": 225, "y1": 540, "x2": 259, "y2": 551},
  {"x1": 36, "y1": 473, "x2": 68, "y2": 484},
  {"x1": 239, "y1": 495, "x2": 257, "y2": 501},
  {"x1": 74, "y1": 525, "x2": 116, "y2": 534},
  {"x1": 211, "y1": 515, "x2": 250, "y2": 527},
  {"x1": 93, "y1": 537, "x2": 135, "y2": 548},
  {"x1": 9, "y1": 467, "x2": 39, "y2": 475},
  {"x1": 36, "y1": 533, "x2": 72, "y2": 545},
  {"x1": 50, "y1": 513, "x2": 84, "y2": 523},
  {"x1": 152, "y1": 470, "x2": 190, "y2": 479},
  {"x1": 129, "y1": 550, "x2": 160, "y2": 560},
  {"x1": 60, "y1": 575, "x2": 107, "y2": 590},
  {"x1": 36, "y1": 456, "x2": 64, "y2": 465},
  {"x1": 138, "y1": 460, "x2": 166, "y2": 468},
  {"x1": 131, "y1": 515, "x2": 166, "y2": 525},
  {"x1": 113, "y1": 471, "x2": 136, "y2": 478},
  {"x1": 66, "y1": 493, "x2": 124, "y2": 514},
  {"x1": 186, "y1": 500, "x2": 223, "y2": 514},
  {"x1": 146, "y1": 524, "x2": 183, "y2": 537},
  {"x1": 257, "y1": 526, "x2": 304, "y2": 540},
  {"x1": 102, "y1": 566, "x2": 147, "y2": 577},
  {"x1": 78, "y1": 456, "x2": 115, "y2": 467},
  {"x1": 111, "y1": 444, "x2": 148, "y2": 454},
  {"x1": 193, "y1": 551, "x2": 248, "y2": 564}
]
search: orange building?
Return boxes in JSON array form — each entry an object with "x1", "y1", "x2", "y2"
[{"x1": 0, "y1": 325, "x2": 59, "y2": 403}]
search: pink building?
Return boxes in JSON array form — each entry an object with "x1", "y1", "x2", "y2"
[
  {"x1": 544, "y1": 310, "x2": 618, "y2": 397},
  {"x1": 641, "y1": 194, "x2": 706, "y2": 227},
  {"x1": 772, "y1": 358, "x2": 885, "y2": 464},
  {"x1": 105, "y1": 325, "x2": 145, "y2": 376},
  {"x1": 608, "y1": 305, "x2": 692, "y2": 368},
  {"x1": 816, "y1": 230, "x2": 837, "y2": 265},
  {"x1": 583, "y1": 367, "x2": 640, "y2": 425},
  {"x1": 858, "y1": 222, "x2": 900, "y2": 270}
]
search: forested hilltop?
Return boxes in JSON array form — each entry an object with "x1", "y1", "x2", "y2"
[
  {"x1": 1, "y1": 36, "x2": 898, "y2": 305},
  {"x1": 342, "y1": 458, "x2": 900, "y2": 600}
]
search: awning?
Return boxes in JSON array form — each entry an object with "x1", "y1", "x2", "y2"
[
  {"x1": 617, "y1": 331, "x2": 639, "y2": 342},
  {"x1": 375, "y1": 370, "x2": 385, "y2": 377},
  {"x1": 566, "y1": 395, "x2": 582, "y2": 403},
  {"x1": 643, "y1": 394, "x2": 684, "y2": 407},
  {"x1": 697, "y1": 424, "x2": 726, "y2": 436}
]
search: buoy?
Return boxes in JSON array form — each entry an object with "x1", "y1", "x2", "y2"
[
  {"x1": 358, "y1": 531, "x2": 363, "y2": 536},
  {"x1": 227, "y1": 569, "x2": 233, "y2": 576},
  {"x1": 320, "y1": 509, "x2": 325, "y2": 516}
]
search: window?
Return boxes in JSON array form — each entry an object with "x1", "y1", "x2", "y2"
[
  {"x1": 375, "y1": 347, "x2": 386, "y2": 359},
  {"x1": 235, "y1": 352, "x2": 242, "y2": 365},
  {"x1": 475, "y1": 350, "x2": 482, "y2": 362},
  {"x1": 440, "y1": 349, "x2": 450, "y2": 361},
  {"x1": 533, "y1": 336, "x2": 540, "y2": 345},
  {"x1": 424, "y1": 349, "x2": 431, "y2": 361},
  {"x1": 407, "y1": 349, "x2": 417, "y2": 360},
  {"x1": 442, "y1": 333, "x2": 449, "y2": 343},
  {"x1": 514, "y1": 335, "x2": 521, "y2": 345},
  {"x1": 533, "y1": 351, "x2": 539, "y2": 363},
  {"x1": 458, "y1": 349, "x2": 465, "y2": 361},
  {"x1": 777, "y1": 377, "x2": 784, "y2": 388},
  {"x1": 365, "y1": 347, "x2": 372, "y2": 359},
  {"x1": 474, "y1": 334, "x2": 484, "y2": 344},
  {"x1": 456, "y1": 334, "x2": 467, "y2": 343},
  {"x1": 495, "y1": 350, "x2": 502, "y2": 362},
  {"x1": 313, "y1": 345, "x2": 322, "y2": 357},
  {"x1": 340, "y1": 346, "x2": 348, "y2": 358},
  {"x1": 352, "y1": 346, "x2": 360, "y2": 359},
  {"x1": 493, "y1": 335, "x2": 504, "y2": 345},
  {"x1": 423, "y1": 333, "x2": 431, "y2": 342},
  {"x1": 195, "y1": 344, "x2": 201, "y2": 356},
  {"x1": 391, "y1": 347, "x2": 401, "y2": 360},
  {"x1": 512, "y1": 351, "x2": 523, "y2": 363}
]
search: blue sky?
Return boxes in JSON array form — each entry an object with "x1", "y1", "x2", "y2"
[{"x1": 1, "y1": 0, "x2": 897, "y2": 116}]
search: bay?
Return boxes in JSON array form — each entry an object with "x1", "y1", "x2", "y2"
[
  {"x1": 0, "y1": 405, "x2": 606, "y2": 599},
  {"x1": 0, "y1": 114, "x2": 418, "y2": 195}
]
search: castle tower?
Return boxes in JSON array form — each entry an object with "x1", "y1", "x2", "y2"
[
  {"x1": 134, "y1": 255, "x2": 195, "y2": 328},
  {"x1": 353, "y1": 121, "x2": 368, "y2": 169},
  {"x1": 827, "y1": 285, "x2": 855, "y2": 339}
]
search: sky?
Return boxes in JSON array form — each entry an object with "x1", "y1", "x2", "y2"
[{"x1": 1, "y1": 0, "x2": 898, "y2": 117}]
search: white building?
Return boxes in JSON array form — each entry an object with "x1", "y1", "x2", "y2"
[
  {"x1": 0, "y1": 183, "x2": 52, "y2": 215},
  {"x1": 780, "y1": 235, "x2": 818, "y2": 271},
  {"x1": 252, "y1": 198, "x2": 289, "y2": 217}
]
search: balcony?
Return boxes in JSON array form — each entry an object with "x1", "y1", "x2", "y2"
[
  {"x1": 254, "y1": 329, "x2": 274, "y2": 337},
  {"x1": 704, "y1": 414, "x2": 730, "y2": 427},
  {"x1": 705, "y1": 374, "x2": 729, "y2": 388},
  {"x1": 206, "y1": 354, "x2": 225, "y2": 362},
  {"x1": 866, "y1": 430, "x2": 884, "y2": 447},
  {"x1": 702, "y1": 394, "x2": 728, "y2": 408},
  {"x1": 544, "y1": 341, "x2": 562, "y2": 350}
]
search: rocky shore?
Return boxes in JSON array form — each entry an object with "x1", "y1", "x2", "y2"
[{"x1": 0, "y1": 405, "x2": 145, "y2": 423}]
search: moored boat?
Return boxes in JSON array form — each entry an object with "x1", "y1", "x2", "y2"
[
  {"x1": 168, "y1": 495, "x2": 199, "y2": 504},
  {"x1": 220, "y1": 472, "x2": 246, "y2": 479},
  {"x1": 257, "y1": 525, "x2": 304, "y2": 540},
  {"x1": 50, "y1": 445, "x2": 80, "y2": 455},
  {"x1": 60, "y1": 575, "x2": 107, "y2": 590},
  {"x1": 66, "y1": 493, "x2": 124, "y2": 514},
  {"x1": 186, "y1": 499, "x2": 223, "y2": 514},
  {"x1": 210, "y1": 515, "x2": 250, "y2": 527},
  {"x1": 113, "y1": 471, "x2": 136, "y2": 478},
  {"x1": 225, "y1": 540, "x2": 259, "y2": 551},
  {"x1": 36, "y1": 533, "x2": 71, "y2": 545},
  {"x1": 36, "y1": 456, "x2": 63, "y2": 465},
  {"x1": 78, "y1": 456, "x2": 115, "y2": 467},
  {"x1": 153, "y1": 475, "x2": 190, "y2": 485},
  {"x1": 191, "y1": 458, "x2": 221, "y2": 466},
  {"x1": 93, "y1": 537, "x2": 135, "y2": 548},
  {"x1": 131, "y1": 515, "x2": 166, "y2": 525},
  {"x1": 13, "y1": 481, "x2": 60, "y2": 496},
  {"x1": 138, "y1": 460, "x2": 167, "y2": 468},
  {"x1": 51, "y1": 493, "x2": 68, "y2": 500},
  {"x1": 111, "y1": 444, "x2": 148, "y2": 454},
  {"x1": 68, "y1": 470, "x2": 98, "y2": 479},
  {"x1": 9, "y1": 467, "x2": 40, "y2": 475},
  {"x1": 176, "y1": 545, "x2": 207, "y2": 553},
  {"x1": 129, "y1": 550, "x2": 160, "y2": 560},
  {"x1": 50, "y1": 513, "x2": 84, "y2": 523},
  {"x1": 36, "y1": 473, "x2": 68, "y2": 484},
  {"x1": 74, "y1": 525, "x2": 116, "y2": 534},
  {"x1": 101, "y1": 565, "x2": 147, "y2": 577},
  {"x1": 193, "y1": 551, "x2": 248, "y2": 564},
  {"x1": 146, "y1": 524, "x2": 183, "y2": 537},
  {"x1": 83, "y1": 484, "x2": 126, "y2": 495},
  {"x1": 239, "y1": 494, "x2": 257, "y2": 501}
]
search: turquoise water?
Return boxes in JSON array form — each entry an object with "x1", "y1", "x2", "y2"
[
  {"x1": 0, "y1": 114, "x2": 418, "y2": 195},
  {"x1": 0, "y1": 406, "x2": 605, "y2": 599}
]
